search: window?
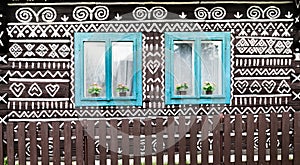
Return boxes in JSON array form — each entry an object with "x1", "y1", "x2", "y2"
[
  {"x1": 75, "y1": 33, "x2": 142, "y2": 106},
  {"x1": 165, "y1": 32, "x2": 230, "y2": 104}
]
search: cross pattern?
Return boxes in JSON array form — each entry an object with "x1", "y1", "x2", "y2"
[
  {"x1": 0, "y1": 31, "x2": 3, "y2": 47},
  {"x1": 0, "y1": 73, "x2": 8, "y2": 84},
  {"x1": 292, "y1": 73, "x2": 300, "y2": 83},
  {"x1": 0, "y1": 93, "x2": 7, "y2": 104},
  {"x1": 292, "y1": 91, "x2": 300, "y2": 100},
  {"x1": 0, "y1": 54, "x2": 7, "y2": 64}
]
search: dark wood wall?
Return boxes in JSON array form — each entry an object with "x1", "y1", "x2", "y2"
[{"x1": 0, "y1": 1, "x2": 298, "y2": 121}]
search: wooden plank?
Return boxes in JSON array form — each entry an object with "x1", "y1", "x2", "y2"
[
  {"x1": 235, "y1": 114, "x2": 243, "y2": 165},
  {"x1": 270, "y1": 113, "x2": 278, "y2": 165},
  {"x1": 41, "y1": 122, "x2": 49, "y2": 165},
  {"x1": 17, "y1": 122, "x2": 26, "y2": 165},
  {"x1": 281, "y1": 112, "x2": 290, "y2": 164},
  {"x1": 246, "y1": 114, "x2": 255, "y2": 165},
  {"x1": 145, "y1": 119, "x2": 152, "y2": 165},
  {"x1": 156, "y1": 118, "x2": 164, "y2": 165},
  {"x1": 223, "y1": 115, "x2": 231, "y2": 165},
  {"x1": 29, "y1": 122, "x2": 38, "y2": 165},
  {"x1": 99, "y1": 120, "x2": 107, "y2": 165},
  {"x1": 179, "y1": 116, "x2": 186, "y2": 165},
  {"x1": 0, "y1": 123, "x2": 3, "y2": 165},
  {"x1": 294, "y1": 112, "x2": 300, "y2": 164},
  {"x1": 190, "y1": 116, "x2": 198, "y2": 165},
  {"x1": 52, "y1": 122, "x2": 60, "y2": 165},
  {"x1": 133, "y1": 119, "x2": 141, "y2": 165},
  {"x1": 121, "y1": 119, "x2": 129, "y2": 165},
  {"x1": 167, "y1": 117, "x2": 175, "y2": 165},
  {"x1": 110, "y1": 120, "x2": 118, "y2": 165},
  {"x1": 64, "y1": 121, "x2": 72, "y2": 165},
  {"x1": 212, "y1": 115, "x2": 221, "y2": 165},
  {"x1": 7, "y1": 123, "x2": 14, "y2": 165},
  {"x1": 258, "y1": 113, "x2": 266, "y2": 165},
  {"x1": 86, "y1": 120, "x2": 95, "y2": 165},
  {"x1": 201, "y1": 115, "x2": 209, "y2": 165},
  {"x1": 76, "y1": 121, "x2": 84, "y2": 165}
]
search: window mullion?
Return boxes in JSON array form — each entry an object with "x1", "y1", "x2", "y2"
[
  {"x1": 106, "y1": 39, "x2": 112, "y2": 101},
  {"x1": 195, "y1": 38, "x2": 201, "y2": 98}
]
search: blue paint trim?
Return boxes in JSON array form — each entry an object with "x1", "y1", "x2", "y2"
[
  {"x1": 75, "y1": 32, "x2": 142, "y2": 107},
  {"x1": 165, "y1": 32, "x2": 231, "y2": 105}
]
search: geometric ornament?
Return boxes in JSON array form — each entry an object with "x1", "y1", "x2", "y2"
[
  {"x1": 10, "y1": 83, "x2": 26, "y2": 97},
  {"x1": 45, "y1": 84, "x2": 60, "y2": 97},
  {"x1": 9, "y1": 44, "x2": 23, "y2": 58},
  {"x1": 28, "y1": 83, "x2": 43, "y2": 97},
  {"x1": 35, "y1": 44, "x2": 48, "y2": 57}
]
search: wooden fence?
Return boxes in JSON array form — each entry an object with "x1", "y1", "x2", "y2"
[{"x1": 1, "y1": 112, "x2": 300, "y2": 165}]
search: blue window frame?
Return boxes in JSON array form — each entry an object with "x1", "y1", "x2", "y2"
[
  {"x1": 75, "y1": 32, "x2": 142, "y2": 106},
  {"x1": 165, "y1": 32, "x2": 231, "y2": 104}
]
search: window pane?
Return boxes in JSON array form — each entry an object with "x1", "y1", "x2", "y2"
[
  {"x1": 173, "y1": 41, "x2": 194, "y2": 96},
  {"x1": 201, "y1": 41, "x2": 222, "y2": 95},
  {"x1": 112, "y1": 42, "x2": 134, "y2": 97},
  {"x1": 84, "y1": 42, "x2": 106, "y2": 97}
]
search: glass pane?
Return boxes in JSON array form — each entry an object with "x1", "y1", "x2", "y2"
[
  {"x1": 201, "y1": 41, "x2": 222, "y2": 95},
  {"x1": 173, "y1": 41, "x2": 194, "y2": 96},
  {"x1": 112, "y1": 42, "x2": 134, "y2": 97},
  {"x1": 84, "y1": 42, "x2": 106, "y2": 97}
]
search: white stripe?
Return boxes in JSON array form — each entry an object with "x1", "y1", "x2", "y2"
[
  {"x1": 7, "y1": 1, "x2": 292, "y2": 6},
  {"x1": 9, "y1": 78, "x2": 69, "y2": 82},
  {"x1": 235, "y1": 55, "x2": 293, "y2": 58},
  {"x1": 7, "y1": 18, "x2": 294, "y2": 26},
  {"x1": 8, "y1": 58, "x2": 70, "y2": 62},
  {"x1": 234, "y1": 94, "x2": 291, "y2": 97},
  {"x1": 9, "y1": 98, "x2": 69, "y2": 101},
  {"x1": 236, "y1": 36, "x2": 293, "y2": 40},
  {"x1": 9, "y1": 39, "x2": 70, "y2": 43},
  {"x1": 234, "y1": 77, "x2": 290, "y2": 80}
]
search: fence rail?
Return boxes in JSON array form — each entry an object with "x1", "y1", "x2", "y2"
[{"x1": 1, "y1": 112, "x2": 299, "y2": 165}]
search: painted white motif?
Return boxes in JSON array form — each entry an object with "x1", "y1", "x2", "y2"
[
  {"x1": 292, "y1": 74, "x2": 300, "y2": 83},
  {"x1": 247, "y1": 6, "x2": 280, "y2": 19},
  {"x1": 277, "y1": 80, "x2": 291, "y2": 94},
  {"x1": 146, "y1": 60, "x2": 160, "y2": 75},
  {"x1": 15, "y1": 7, "x2": 57, "y2": 23},
  {"x1": 45, "y1": 84, "x2": 60, "y2": 97},
  {"x1": 133, "y1": 6, "x2": 167, "y2": 21},
  {"x1": 292, "y1": 91, "x2": 300, "y2": 100},
  {"x1": 10, "y1": 83, "x2": 26, "y2": 97},
  {"x1": 73, "y1": 6, "x2": 109, "y2": 21},
  {"x1": 234, "y1": 80, "x2": 248, "y2": 94},
  {"x1": 58, "y1": 44, "x2": 70, "y2": 57},
  {"x1": 0, "y1": 31, "x2": 3, "y2": 46},
  {"x1": 194, "y1": 7, "x2": 226, "y2": 20},
  {"x1": 49, "y1": 44, "x2": 59, "y2": 58},
  {"x1": 0, "y1": 55, "x2": 7, "y2": 64},
  {"x1": 24, "y1": 44, "x2": 35, "y2": 57},
  {"x1": 249, "y1": 81, "x2": 262, "y2": 93},
  {"x1": 35, "y1": 44, "x2": 48, "y2": 57},
  {"x1": 262, "y1": 80, "x2": 276, "y2": 93},
  {"x1": 0, "y1": 93, "x2": 7, "y2": 104},
  {"x1": 28, "y1": 83, "x2": 43, "y2": 97},
  {"x1": 9, "y1": 44, "x2": 23, "y2": 58}
]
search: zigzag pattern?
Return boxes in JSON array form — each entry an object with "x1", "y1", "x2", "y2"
[
  {"x1": 9, "y1": 70, "x2": 69, "y2": 78},
  {"x1": 234, "y1": 68, "x2": 295, "y2": 76},
  {"x1": 69, "y1": 36, "x2": 75, "y2": 105},
  {"x1": 9, "y1": 109, "x2": 79, "y2": 119}
]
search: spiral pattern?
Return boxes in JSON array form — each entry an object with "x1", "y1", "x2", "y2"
[
  {"x1": 152, "y1": 7, "x2": 167, "y2": 20},
  {"x1": 39, "y1": 7, "x2": 57, "y2": 23},
  {"x1": 265, "y1": 6, "x2": 280, "y2": 19},
  {"x1": 194, "y1": 7, "x2": 209, "y2": 20},
  {"x1": 133, "y1": 7, "x2": 149, "y2": 21},
  {"x1": 211, "y1": 7, "x2": 226, "y2": 20},
  {"x1": 73, "y1": 6, "x2": 90, "y2": 22},
  {"x1": 15, "y1": 7, "x2": 35, "y2": 23},
  {"x1": 93, "y1": 6, "x2": 109, "y2": 20},
  {"x1": 247, "y1": 6, "x2": 263, "y2": 19}
]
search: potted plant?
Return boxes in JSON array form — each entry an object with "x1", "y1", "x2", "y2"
[
  {"x1": 176, "y1": 82, "x2": 188, "y2": 95},
  {"x1": 116, "y1": 83, "x2": 129, "y2": 96},
  {"x1": 88, "y1": 83, "x2": 102, "y2": 97},
  {"x1": 202, "y1": 81, "x2": 216, "y2": 95}
]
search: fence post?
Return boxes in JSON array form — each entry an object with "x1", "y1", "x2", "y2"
[
  {"x1": 294, "y1": 112, "x2": 300, "y2": 164},
  {"x1": 0, "y1": 123, "x2": 3, "y2": 165},
  {"x1": 7, "y1": 122, "x2": 14, "y2": 165}
]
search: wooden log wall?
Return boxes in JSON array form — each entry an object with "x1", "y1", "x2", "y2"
[{"x1": 0, "y1": 1, "x2": 297, "y2": 121}]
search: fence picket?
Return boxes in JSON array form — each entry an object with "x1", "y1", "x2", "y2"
[
  {"x1": 213, "y1": 115, "x2": 221, "y2": 165},
  {"x1": 167, "y1": 117, "x2": 175, "y2": 165},
  {"x1": 294, "y1": 112, "x2": 300, "y2": 164},
  {"x1": 235, "y1": 114, "x2": 242, "y2": 164},
  {"x1": 41, "y1": 122, "x2": 49, "y2": 165},
  {"x1": 7, "y1": 123, "x2": 14, "y2": 165},
  {"x1": 64, "y1": 121, "x2": 72, "y2": 165},
  {"x1": 52, "y1": 122, "x2": 60, "y2": 165},
  {"x1": 246, "y1": 114, "x2": 255, "y2": 165},
  {"x1": 18, "y1": 122, "x2": 26, "y2": 165},
  {"x1": 270, "y1": 113, "x2": 278, "y2": 165},
  {"x1": 30, "y1": 122, "x2": 38, "y2": 165},
  {"x1": 0, "y1": 123, "x2": 3, "y2": 165},
  {"x1": 99, "y1": 120, "x2": 107, "y2": 165},
  {"x1": 145, "y1": 119, "x2": 152, "y2": 165},
  {"x1": 281, "y1": 112, "x2": 290, "y2": 164},
  {"x1": 110, "y1": 120, "x2": 118, "y2": 165},
  {"x1": 156, "y1": 118, "x2": 164, "y2": 165},
  {"x1": 179, "y1": 116, "x2": 186, "y2": 165},
  {"x1": 258, "y1": 113, "x2": 266, "y2": 165},
  {"x1": 190, "y1": 116, "x2": 198, "y2": 165},
  {"x1": 201, "y1": 115, "x2": 209, "y2": 165},
  {"x1": 86, "y1": 120, "x2": 95, "y2": 165},
  {"x1": 76, "y1": 121, "x2": 84, "y2": 165},
  {"x1": 223, "y1": 115, "x2": 231, "y2": 164},
  {"x1": 133, "y1": 119, "x2": 141, "y2": 165},
  {"x1": 121, "y1": 119, "x2": 129, "y2": 165}
]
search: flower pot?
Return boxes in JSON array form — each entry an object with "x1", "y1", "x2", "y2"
[
  {"x1": 177, "y1": 90, "x2": 187, "y2": 95},
  {"x1": 91, "y1": 93, "x2": 99, "y2": 97},
  {"x1": 119, "y1": 92, "x2": 127, "y2": 96},
  {"x1": 205, "y1": 91, "x2": 213, "y2": 95}
]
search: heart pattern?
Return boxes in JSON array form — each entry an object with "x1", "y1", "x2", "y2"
[
  {"x1": 45, "y1": 84, "x2": 60, "y2": 97},
  {"x1": 262, "y1": 80, "x2": 276, "y2": 93},
  {"x1": 147, "y1": 60, "x2": 160, "y2": 74},
  {"x1": 249, "y1": 80, "x2": 262, "y2": 93},
  {"x1": 9, "y1": 83, "x2": 26, "y2": 97},
  {"x1": 234, "y1": 80, "x2": 248, "y2": 94},
  {"x1": 28, "y1": 83, "x2": 43, "y2": 97}
]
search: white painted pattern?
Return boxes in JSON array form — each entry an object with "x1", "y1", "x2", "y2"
[
  {"x1": 194, "y1": 7, "x2": 226, "y2": 20},
  {"x1": 73, "y1": 6, "x2": 109, "y2": 21},
  {"x1": 15, "y1": 7, "x2": 57, "y2": 23},
  {"x1": 133, "y1": 6, "x2": 167, "y2": 21}
]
